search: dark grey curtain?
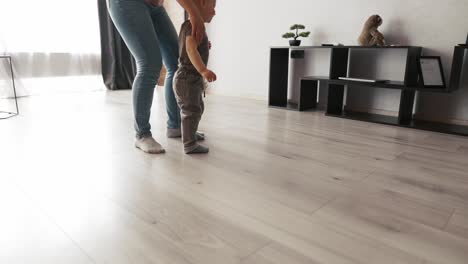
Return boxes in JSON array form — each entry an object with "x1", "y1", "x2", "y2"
[{"x1": 97, "y1": 0, "x2": 136, "y2": 90}]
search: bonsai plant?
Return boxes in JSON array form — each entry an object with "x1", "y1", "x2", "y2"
[{"x1": 282, "y1": 24, "x2": 311, "y2": 46}]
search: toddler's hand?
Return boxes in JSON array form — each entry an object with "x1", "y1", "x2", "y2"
[{"x1": 201, "y1": 69, "x2": 217, "y2": 82}]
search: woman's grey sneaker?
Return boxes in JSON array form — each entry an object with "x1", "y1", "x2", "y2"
[{"x1": 135, "y1": 136, "x2": 165, "y2": 154}]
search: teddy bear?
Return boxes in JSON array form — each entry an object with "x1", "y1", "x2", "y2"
[{"x1": 358, "y1": 15, "x2": 386, "y2": 46}]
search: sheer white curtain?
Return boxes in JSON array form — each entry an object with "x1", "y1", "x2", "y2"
[
  {"x1": 0, "y1": 0, "x2": 185, "y2": 98},
  {"x1": 0, "y1": 0, "x2": 102, "y2": 97}
]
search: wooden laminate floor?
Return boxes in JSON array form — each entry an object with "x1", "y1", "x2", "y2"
[{"x1": 1, "y1": 89, "x2": 467, "y2": 264}]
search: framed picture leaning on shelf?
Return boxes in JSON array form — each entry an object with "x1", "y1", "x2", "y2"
[{"x1": 417, "y1": 56, "x2": 446, "y2": 89}]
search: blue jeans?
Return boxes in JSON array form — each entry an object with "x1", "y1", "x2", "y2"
[{"x1": 108, "y1": 0, "x2": 181, "y2": 138}]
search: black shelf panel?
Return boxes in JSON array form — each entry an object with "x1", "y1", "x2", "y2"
[
  {"x1": 330, "y1": 79, "x2": 412, "y2": 90},
  {"x1": 269, "y1": 102, "x2": 316, "y2": 112},
  {"x1": 327, "y1": 111, "x2": 468, "y2": 136},
  {"x1": 346, "y1": 45, "x2": 421, "y2": 48},
  {"x1": 303, "y1": 76, "x2": 455, "y2": 93},
  {"x1": 327, "y1": 111, "x2": 400, "y2": 125},
  {"x1": 302, "y1": 77, "x2": 416, "y2": 90},
  {"x1": 417, "y1": 87, "x2": 452, "y2": 93},
  {"x1": 448, "y1": 46, "x2": 468, "y2": 91},
  {"x1": 270, "y1": 46, "x2": 423, "y2": 49},
  {"x1": 268, "y1": 48, "x2": 289, "y2": 108},
  {"x1": 411, "y1": 120, "x2": 468, "y2": 136},
  {"x1": 291, "y1": 46, "x2": 335, "y2": 49}
]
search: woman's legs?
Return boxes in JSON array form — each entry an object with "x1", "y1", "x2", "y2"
[
  {"x1": 108, "y1": 0, "x2": 162, "y2": 139},
  {"x1": 148, "y1": 6, "x2": 181, "y2": 130}
]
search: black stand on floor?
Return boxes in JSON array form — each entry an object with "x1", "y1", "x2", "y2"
[{"x1": 0, "y1": 55, "x2": 19, "y2": 119}]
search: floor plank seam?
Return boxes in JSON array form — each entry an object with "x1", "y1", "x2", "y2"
[
  {"x1": 160, "y1": 174, "x2": 329, "y2": 258},
  {"x1": 142, "y1": 173, "x2": 284, "y2": 251},
  {"x1": 455, "y1": 145, "x2": 465, "y2": 153},
  {"x1": 105, "y1": 193, "x2": 159, "y2": 227},
  {"x1": 87, "y1": 184, "x2": 200, "y2": 264},
  {"x1": 391, "y1": 150, "x2": 406, "y2": 161},
  {"x1": 12, "y1": 181, "x2": 99, "y2": 264},
  {"x1": 399, "y1": 144, "x2": 462, "y2": 157},
  {"x1": 358, "y1": 168, "x2": 377, "y2": 183},
  {"x1": 309, "y1": 197, "x2": 338, "y2": 216},
  {"x1": 238, "y1": 241, "x2": 272, "y2": 262},
  {"x1": 443, "y1": 209, "x2": 456, "y2": 230}
]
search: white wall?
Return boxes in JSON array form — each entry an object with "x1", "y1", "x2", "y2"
[{"x1": 207, "y1": 0, "x2": 468, "y2": 123}]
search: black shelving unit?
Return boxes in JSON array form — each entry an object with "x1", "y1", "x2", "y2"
[
  {"x1": 448, "y1": 46, "x2": 468, "y2": 92},
  {"x1": 268, "y1": 46, "x2": 468, "y2": 136},
  {"x1": 268, "y1": 46, "x2": 422, "y2": 111},
  {"x1": 269, "y1": 46, "x2": 341, "y2": 111},
  {"x1": 0, "y1": 55, "x2": 19, "y2": 119},
  {"x1": 268, "y1": 47, "x2": 290, "y2": 109}
]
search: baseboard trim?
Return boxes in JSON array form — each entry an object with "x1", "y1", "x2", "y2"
[{"x1": 413, "y1": 113, "x2": 468, "y2": 126}]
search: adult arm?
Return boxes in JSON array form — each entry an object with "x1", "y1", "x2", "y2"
[
  {"x1": 176, "y1": 0, "x2": 205, "y2": 43},
  {"x1": 144, "y1": 0, "x2": 205, "y2": 43}
]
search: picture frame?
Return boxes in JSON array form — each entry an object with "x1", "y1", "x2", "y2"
[{"x1": 417, "y1": 56, "x2": 446, "y2": 89}]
